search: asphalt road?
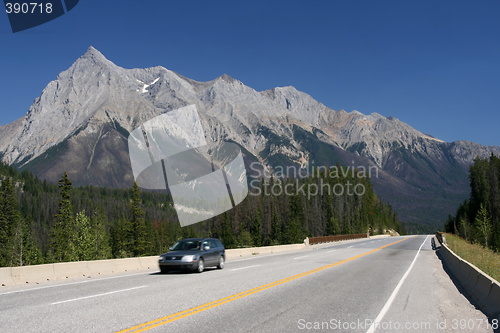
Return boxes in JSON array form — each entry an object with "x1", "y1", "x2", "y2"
[{"x1": 0, "y1": 235, "x2": 494, "y2": 332}]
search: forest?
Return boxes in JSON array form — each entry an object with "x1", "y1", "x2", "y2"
[
  {"x1": 445, "y1": 154, "x2": 500, "y2": 251},
  {"x1": 0, "y1": 162, "x2": 403, "y2": 267}
]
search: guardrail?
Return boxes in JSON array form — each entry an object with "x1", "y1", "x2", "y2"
[
  {"x1": 435, "y1": 232, "x2": 500, "y2": 321},
  {"x1": 307, "y1": 233, "x2": 368, "y2": 245},
  {"x1": 435, "y1": 231, "x2": 444, "y2": 244}
]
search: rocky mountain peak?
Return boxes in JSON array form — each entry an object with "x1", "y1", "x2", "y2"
[
  {"x1": 81, "y1": 45, "x2": 112, "y2": 65},
  {"x1": 217, "y1": 73, "x2": 237, "y2": 84},
  {"x1": 1, "y1": 46, "x2": 500, "y2": 226}
]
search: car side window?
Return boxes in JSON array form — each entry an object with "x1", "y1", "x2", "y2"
[
  {"x1": 209, "y1": 240, "x2": 217, "y2": 249},
  {"x1": 215, "y1": 239, "x2": 224, "y2": 248}
]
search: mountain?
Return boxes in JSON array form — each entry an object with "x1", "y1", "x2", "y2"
[{"x1": 1, "y1": 46, "x2": 499, "y2": 228}]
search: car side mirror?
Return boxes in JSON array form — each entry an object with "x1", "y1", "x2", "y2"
[
  {"x1": 203, "y1": 245, "x2": 210, "y2": 251},
  {"x1": 168, "y1": 246, "x2": 173, "y2": 251}
]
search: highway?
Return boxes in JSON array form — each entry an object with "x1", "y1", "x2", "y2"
[{"x1": 0, "y1": 236, "x2": 494, "y2": 332}]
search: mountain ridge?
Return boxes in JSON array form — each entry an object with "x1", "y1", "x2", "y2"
[{"x1": 1, "y1": 47, "x2": 499, "y2": 227}]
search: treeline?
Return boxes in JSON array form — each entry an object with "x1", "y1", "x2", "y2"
[
  {"x1": 445, "y1": 154, "x2": 500, "y2": 251},
  {"x1": 0, "y1": 162, "x2": 403, "y2": 267}
]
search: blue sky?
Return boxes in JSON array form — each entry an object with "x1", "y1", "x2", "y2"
[{"x1": 1, "y1": 0, "x2": 499, "y2": 145}]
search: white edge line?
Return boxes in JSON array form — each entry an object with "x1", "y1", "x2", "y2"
[
  {"x1": 51, "y1": 285, "x2": 146, "y2": 305},
  {"x1": 293, "y1": 255, "x2": 309, "y2": 260},
  {"x1": 229, "y1": 265, "x2": 261, "y2": 272},
  {"x1": 0, "y1": 271, "x2": 150, "y2": 296},
  {"x1": 229, "y1": 250, "x2": 304, "y2": 263},
  {"x1": 366, "y1": 235, "x2": 429, "y2": 333}
]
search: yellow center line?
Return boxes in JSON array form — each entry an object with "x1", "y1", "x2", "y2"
[{"x1": 117, "y1": 236, "x2": 415, "y2": 333}]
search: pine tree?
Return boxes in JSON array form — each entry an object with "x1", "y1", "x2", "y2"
[
  {"x1": 110, "y1": 216, "x2": 132, "y2": 258},
  {"x1": 21, "y1": 217, "x2": 43, "y2": 265},
  {"x1": 327, "y1": 216, "x2": 341, "y2": 236},
  {"x1": 474, "y1": 203, "x2": 492, "y2": 247},
  {"x1": 220, "y1": 212, "x2": 234, "y2": 249},
  {"x1": 237, "y1": 229, "x2": 253, "y2": 247},
  {"x1": 91, "y1": 207, "x2": 112, "y2": 260},
  {"x1": 0, "y1": 177, "x2": 22, "y2": 266},
  {"x1": 50, "y1": 172, "x2": 77, "y2": 262},
  {"x1": 75, "y1": 211, "x2": 93, "y2": 261},
  {"x1": 9, "y1": 219, "x2": 23, "y2": 266},
  {"x1": 251, "y1": 206, "x2": 263, "y2": 247},
  {"x1": 286, "y1": 189, "x2": 305, "y2": 243},
  {"x1": 270, "y1": 205, "x2": 281, "y2": 245},
  {"x1": 131, "y1": 182, "x2": 147, "y2": 256}
]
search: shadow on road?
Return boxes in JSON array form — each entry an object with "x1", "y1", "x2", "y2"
[{"x1": 149, "y1": 267, "x2": 218, "y2": 276}]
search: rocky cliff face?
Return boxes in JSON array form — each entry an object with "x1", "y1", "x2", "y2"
[{"x1": 1, "y1": 46, "x2": 499, "y2": 227}]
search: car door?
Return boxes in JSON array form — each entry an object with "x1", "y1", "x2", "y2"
[
  {"x1": 202, "y1": 240, "x2": 217, "y2": 265},
  {"x1": 209, "y1": 239, "x2": 222, "y2": 264},
  {"x1": 215, "y1": 239, "x2": 225, "y2": 257}
]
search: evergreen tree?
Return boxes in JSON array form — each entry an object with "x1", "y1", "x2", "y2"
[
  {"x1": 327, "y1": 216, "x2": 341, "y2": 235},
  {"x1": 20, "y1": 217, "x2": 43, "y2": 265},
  {"x1": 474, "y1": 203, "x2": 492, "y2": 247},
  {"x1": 220, "y1": 212, "x2": 235, "y2": 249},
  {"x1": 251, "y1": 206, "x2": 263, "y2": 247},
  {"x1": 10, "y1": 218, "x2": 43, "y2": 266},
  {"x1": 0, "y1": 177, "x2": 22, "y2": 266},
  {"x1": 449, "y1": 155, "x2": 500, "y2": 250},
  {"x1": 130, "y1": 182, "x2": 147, "y2": 256},
  {"x1": 75, "y1": 211, "x2": 93, "y2": 261},
  {"x1": 0, "y1": 158, "x2": 406, "y2": 263},
  {"x1": 270, "y1": 205, "x2": 281, "y2": 245},
  {"x1": 91, "y1": 207, "x2": 112, "y2": 260},
  {"x1": 110, "y1": 216, "x2": 132, "y2": 258},
  {"x1": 286, "y1": 189, "x2": 305, "y2": 243},
  {"x1": 237, "y1": 229, "x2": 253, "y2": 247},
  {"x1": 50, "y1": 172, "x2": 77, "y2": 262}
]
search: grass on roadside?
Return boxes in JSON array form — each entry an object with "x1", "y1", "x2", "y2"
[{"x1": 445, "y1": 233, "x2": 500, "y2": 283}]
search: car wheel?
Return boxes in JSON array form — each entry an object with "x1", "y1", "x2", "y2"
[
  {"x1": 160, "y1": 266, "x2": 169, "y2": 274},
  {"x1": 196, "y1": 258, "x2": 204, "y2": 273},
  {"x1": 217, "y1": 256, "x2": 225, "y2": 269}
]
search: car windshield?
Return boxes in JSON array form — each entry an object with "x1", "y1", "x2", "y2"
[{"x1": 171, "y1": 240, "x2": 201, "y2": 251}]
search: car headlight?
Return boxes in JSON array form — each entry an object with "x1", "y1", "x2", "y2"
[{"x1": 181, "y1": 255, "x2": 196, "y2": 262}]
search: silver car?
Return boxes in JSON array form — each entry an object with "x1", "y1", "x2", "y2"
[{"x1": 158, "y1": 238, "x2": 225, "y2": 273}]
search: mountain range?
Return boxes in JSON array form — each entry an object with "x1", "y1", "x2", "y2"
[{"x1": 1, "y1": 46, "x2": 498, "y2": 228}]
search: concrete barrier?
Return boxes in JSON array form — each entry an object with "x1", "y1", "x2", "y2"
[
  {"x1": 1, "y1": 235, "x2": 385, "y2": 287},
  {"x1": 52, "y1": 261, "x2": 90, "y2": 279},
  {"x1": 109, "y1": 257, "x2": 142, "y2": 273},
  {"x1": 484, "y1": 281, "x2": 500, "y2": 320},
  {"x1": 458, "y1": 259, "x2": 479, "y2": 291},
  {"x1": 0, "y1": 256, "x2": 161, "y2": 287},
  {"x1": 87, "y1": 259, "x2": 115, "y2": 276},
  {"x1": 11, "y1": 263, "x2": 56, "y2": 284},
  {"x1": 0, "y1": 243, "x2": 308, "y2": 287},
  {"x1": 139, "y1": 256, "x2": 158, "y2": 270},
  {"x1": 436, "y1": 234, "x2": 500, "y2": 320},
  {"x1": 0, "y1": 267, "x2": 15, "y2": 286},
  {"x1": 471, "y1": 273, "x2": 494, "y2": 307}
]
